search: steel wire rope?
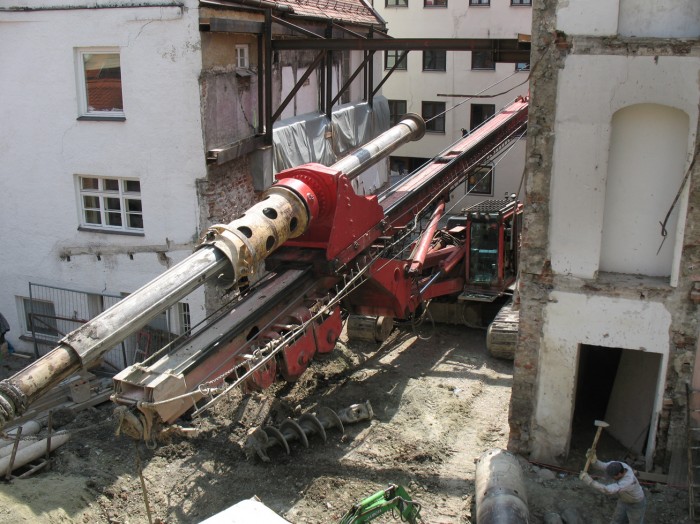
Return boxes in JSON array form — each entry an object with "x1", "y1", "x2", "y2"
[
  {"x1": 424, "y1": 42, "x2": 550, "y2": 127},
  {"x1": 424, "y1": 69, "x2": 526, "y2": 126}
]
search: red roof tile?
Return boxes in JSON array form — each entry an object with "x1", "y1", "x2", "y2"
[{"x1": 275, "y1": 0, "x2": 382, "y2": 25}]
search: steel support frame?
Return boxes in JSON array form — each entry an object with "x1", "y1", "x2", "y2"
[{"x1": 203, "y1": 11, "x2": 529, "y2": 147}]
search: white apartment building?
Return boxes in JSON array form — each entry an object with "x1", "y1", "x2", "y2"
[
  {"x1": 373, "y1": 0, "x2": 532, "y2": 211},
  {"x1": 0, "y1": 0, "x2": 385, "y2": 366}
]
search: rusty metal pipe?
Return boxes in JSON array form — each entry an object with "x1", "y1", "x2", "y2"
[
  {"x1": 408, "y1": 201, "x2": 445, "y2": 275},
  {"x1": 332, "y1": 113, "x2": 425, "y2": 181}
]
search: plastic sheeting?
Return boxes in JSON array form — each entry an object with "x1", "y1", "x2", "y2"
[{"x1": 272, "y1": 96, "x2": 390, "y2": 195}]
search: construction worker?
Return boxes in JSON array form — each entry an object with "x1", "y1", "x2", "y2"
[{"x1": 579, "y1": 451, "x2": 646, "y2": 524}]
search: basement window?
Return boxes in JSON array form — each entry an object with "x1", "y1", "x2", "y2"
[
  {"x1": 76, "y1": 49, "x2": 124, "y2": 120},
  {"x1": 511, "y1": 0, "x2": 531, "y2": 5},
  {"x1": 77, "y1": 176, "x2": 144, "y2": 233},
  {"x1": 386, "y1": 0, "x2": 408, "y2": 6},
  {"x1": 424, "y1": 0, "x2": 447, "y2": 6},
  {"x1": 21, "y1": 298, "x2": 59, "y2": 339},
  {"x1": 469, "y1": 0, "x2": 489, "y2": 5}
]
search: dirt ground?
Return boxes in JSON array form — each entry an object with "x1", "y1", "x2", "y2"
[{"x1": 0, "y1": 324, "x2": 690, "y2": 523}]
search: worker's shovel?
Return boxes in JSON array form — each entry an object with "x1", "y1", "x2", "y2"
[{"x1": 582, "y1": 419, "x2": 609, "y2": 474}]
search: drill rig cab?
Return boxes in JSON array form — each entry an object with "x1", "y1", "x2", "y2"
[{"x1": 455, "y1": 196, "x2": 522, "y2": 303}]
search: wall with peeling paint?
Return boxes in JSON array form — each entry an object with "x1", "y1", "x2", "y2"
[
  {"x1": 0, "y1": 1, "x2": 208, "y2": 355},
  {"x1": 509, "y1": 0, "x2": 700, "y2": 477}
]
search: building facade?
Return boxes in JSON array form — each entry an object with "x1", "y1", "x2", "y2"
[
  {"x1": 373, "y1": 0, "x2": 532, "y2": 211},
  {"x1": 510, "y1": 0, "x2": 699, "y2": 479},
  {"x1": 0, "y1": 0, "x2": 385, "y2": 366}
]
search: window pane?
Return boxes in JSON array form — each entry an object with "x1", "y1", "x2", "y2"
[
  {"x1": 124, "y1": 180, "x2": 140, "y2": 193},
  {"x1": 83, "y1": 195, "x2": 100, "y2": 209},
  {"x1": 126, "y1": 199, "x2": 142, "y2": 212},
  {"x1": 470, "y1": 104, "x2": 496, "y2": 130},
  {"x1": 385, "y1": 50, "x2": 407, "y2": 70},
  {"x1": 81, "y1": 177, "x2": 99, "y2": 190},
  {"x1": 425, "y1": 0, "x2": 447, "y2": 5},
  {"x1": 104, "y1": 179, "x2": 119, "y2": 191},
  {"x1": 83, "y1": 53, "x2": 123, "y2": 112},
  {"x1": 423, "y1": 50, "x2": 446, "y2": 71},
  {"x1": 472, "y1": 51, "x2": 495, "y2": 70},
  {"x1": 128, "y1": 213, "x2": 144, "y2": 229},
  {"x1": 389, "y1": 100, "x2": 407, "y2": 127},
  {"x1": 106, "y1": 212, "x2": 122, "y2": 226},
  {"x1": 105, "y1": 197, "x2": 121, "y2": 211},
  {"x1": 23, "y1": 299, "x2": 58, "y2": 336},
  {"x1": 468, "y1": 166, "x2": 493, "y2": 195},
  {"x1": 422, "y1": 102, "x2": 446, "y2": 133},
  {"x1": 85, "y1": 210, "x2": 101, "y2": 224},
  {"x1": 469, "y1": 0, "x2": 489, "y2": 4},
  {"x1": 386, "y1": 0, "x2": 408, "y2": 5}
]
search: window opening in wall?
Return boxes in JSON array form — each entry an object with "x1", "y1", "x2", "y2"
[
  {"x1": 22, "y1": 298, "x2": 58, "y2": 339},
  {"x1": 235, "y1": 44, "x2": 249, "y2": 69},
  {"x1": 470, "y1": 103, "x2": 495, "y2": 130},
  {"x1": 424, "y1": 0, "x2": 447, "y2": 6},
  {"x1": 423, "y1": 50, "x2": 447, "y2": 71},
  {"x1": 572, "y1": 345, "x2": 660, "y2": 467},
  {"x1": 77, "y1": 176, "x2": 144, "y2": 232},
  {"x1": 471, "y1": 50, "x2": 495, "y2": 70},
  {"x1": 422, "y1": 101, "x2": 446, "y2": 133},
  {"x1": 179, "y1": 302, "x2": 192, "y2": 337},
  {"x1": 77, "y1": 49, "x2": 124, "y2": 118},
  {"x1": 385, "y1": 50, "x2": 408, "y2": 70},
  {"x1": 467, "y1": 165, "x2": 493, "y2": 195},
  {"x1": 386, "y1": 0, "x2": 408, "y2": 6},
  {"x1": 388, "y1": 100, "x2": 407, "y2": 127},
  {"x1": 469, "y1": 0, "x2": 489, "y2": 5},
  {"x1": 511, "y1": 0, "x2": 531, "y2": 5}
]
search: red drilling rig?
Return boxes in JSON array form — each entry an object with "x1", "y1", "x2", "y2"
[{"x1": 0, "y1": 96, "x2": 528, "y2": 442}]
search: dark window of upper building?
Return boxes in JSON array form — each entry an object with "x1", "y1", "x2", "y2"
[
  {"x1": 469, "y1": 0, "x2": 489, "y2": 5},
  {"x1": 471, "y1": 50, "x2": 495, "y2": 70},
  {"x1": 388, "y1": 100, "x2": 408, "y2": 127},
  {"x1": 385, "y1": 50, "x2": 408, "y2": 70},
  {"x1": 470, "y1": 104, "x2": 495, "y2": 130},
  {"x1": 511, "y1": 0, "x2": 531, "y2": 5},
  {"x1": 422, "y1": 101, "x2": 446, "y2": 133},
  {"x1": 423, "y1": 50, "x2": 447, "y2": 71},
  {"x1": 424, "y1": 0, "x2": 447, "y2": 6},
  {"x1": 386, "y1": 0, "x2": 408, "y2": 6}
]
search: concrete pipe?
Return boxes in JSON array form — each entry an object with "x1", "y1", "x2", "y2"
[{"x1": 475, "y1": 448, "x2": 529, "y2": 524}]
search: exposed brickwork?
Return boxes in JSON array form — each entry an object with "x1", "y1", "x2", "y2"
[{"x1": 508, "y1": 1, "x2": 700, "y2": 474}]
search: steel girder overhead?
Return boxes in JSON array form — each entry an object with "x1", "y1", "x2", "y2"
[{"x1": 200, "y1": 1, "x2": 530, "y2": 145}]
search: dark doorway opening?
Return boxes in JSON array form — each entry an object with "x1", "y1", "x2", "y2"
[{"x1": 570, "y1": 344, "x2": 660, "y2": 472}]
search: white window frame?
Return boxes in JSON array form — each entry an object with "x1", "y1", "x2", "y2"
[
  {"x1": 76, "y1": 48, "x2": 125, "y2": 119},
  {"x1": 76, "y1": 175, "x2": 144, "y2": 233},
  {"x1": 235, "y1": 45, "x2": 250, "y2": 69}
]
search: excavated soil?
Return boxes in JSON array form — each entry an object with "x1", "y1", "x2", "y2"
[{"x1": 0, "y1": 325, "x2": 690, "y2": 523}]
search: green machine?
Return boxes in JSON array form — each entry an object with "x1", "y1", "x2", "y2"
[{"x1": 339, "y1": 484, "x2": 422, "y2": 524}]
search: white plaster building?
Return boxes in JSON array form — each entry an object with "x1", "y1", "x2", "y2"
[
  {"x1": 0, "y1": 0, "x2": 386, "y2": 365},
  {"x1": 509, "y1": 0, "x2": 700, "y2": 482},
  {"x1": 372, "y1": 0, "x2": 532, "y2": 211}
]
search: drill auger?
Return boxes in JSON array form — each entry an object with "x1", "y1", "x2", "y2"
[{"x1": 243, "y1": 401, "x2": 373, "y2": 461}]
